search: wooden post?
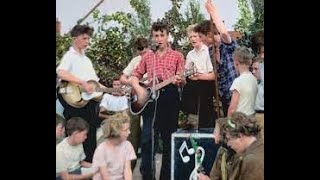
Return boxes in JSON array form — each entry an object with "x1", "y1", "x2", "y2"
[
  {"x1": 210, "y1": 17, "x2": 221, "y2": 118},
  {"x1": 77, "y1": 0, "x2": 105, "y2": 25}
]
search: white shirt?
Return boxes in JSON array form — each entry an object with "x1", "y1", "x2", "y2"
[
  {"x1": 99, "y1": 94, "x2": 128, "y2": 112},
  {"x1": 123, "y1": 55, "x2": 148, "y2": 80},
  {"x1": 186, "y1": 44, "x2": 213, "y2": 74},
  {"x1": 56, "y1": 138, "x2": 86, "y2": 175},
  {"x1": 123, "y1": 55, "x2": 142, "y2": 76},
  {"x1": 230, "y1": 72, "x2": 258, "y2": 116},
  {"x1": 255, "y1": 62, "x2": 264, "y2": 111},
  {"x1": 56, "y1": 47, "x2": 99, "y2": 82}
]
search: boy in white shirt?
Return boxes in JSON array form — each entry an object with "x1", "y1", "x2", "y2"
[
  {"x1": 228, "y1": 47, "x2": 257, "y2": 117},
  {"x1": 56, "y1": 117, "x2": 96, "y2": 180}
]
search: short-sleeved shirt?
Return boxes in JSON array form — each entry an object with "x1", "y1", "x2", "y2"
[
  {"x1": 123, "y1": 55, "x2": 142, "y2": 76},
  {"x1": 230, "y1": 72, "x2": 258, "y2": 116},
  {"x1": 99, "y1": 94, "x2": 128, "y2": 112},
  {"x1": 186, "y1": 44, "x2": 213, "y2": 74},
  {"x1": 56, "y1": 47, "x2": 99, "y2": 82},
  {"x1": 92, "y1": 140, "x2": 137, "y2": 180},
  {"x1": 132, "y1": 48, "x2": 185, "y2": 82},
  {"x1": 255, "y1": 62, "x2": 264, "y2": 111},
  {"x1": 209, "y1": 41, "x2": 237, "y2": 101},
  {"x1": 56, "y1": 138, "x2": 86, "y2": 175}
]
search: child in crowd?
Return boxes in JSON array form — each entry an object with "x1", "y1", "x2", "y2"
[
  {"x1": 56, "y1": 117, "x2": 96, "y2": 180},
  {"x1": 56, "y1": 114, "x2": 66, "y2": 145},
  {"x1": 228, "y1": 47, "x2": 257, "y2": 117},
  {"x1": 92, "y1": 113, "x2": 136, "y2": 180}
]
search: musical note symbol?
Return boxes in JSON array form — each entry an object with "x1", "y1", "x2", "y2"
[
  {"x1": 179, "y1": 141, "x2": 195, "y2": 163},
  {"x1": 189, "y1": 147, "x2": 205, "y2": 180}
]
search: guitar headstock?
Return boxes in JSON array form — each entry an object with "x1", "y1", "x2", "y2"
[{"x1": 184, "y1": 62, "x2": 197, "y2": 77}]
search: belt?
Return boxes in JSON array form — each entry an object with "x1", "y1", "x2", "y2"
[{"x1": 255, "y1": 110, "x2": 264, "y2": 113}]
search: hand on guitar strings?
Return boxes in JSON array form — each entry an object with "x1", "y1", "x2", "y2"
[
  {"x1": 172, "y1": 73, "x2": 186, "y2": 87},
  {"x1": 81, "y1": 81, "x2": 94, "y2": 93}
]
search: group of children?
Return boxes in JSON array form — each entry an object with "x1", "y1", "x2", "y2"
[{"x1": 56, "y1": 112, "x2": 136, "y2": 180}]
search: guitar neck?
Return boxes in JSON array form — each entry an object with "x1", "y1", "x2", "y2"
[
  {"x1": 96, "y1": 87, "x2": 119, "y2": 93},
  {"x1": 154, "y1": 70, "x2": 194, "y2": 91},
  {"x1": 154, "y1": 77, "x2": 175, "y2": 90}
]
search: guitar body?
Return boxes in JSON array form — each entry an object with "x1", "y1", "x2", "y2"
[
  {"x1": 129, "y1": 82, "x2": 159, "y2": 115},
  {"x1": 129, "y1": 64, "x2": 197, "y2": 115},
  {"x1": 58, "y1": 80, "x2": 103, "y2": 108},
  {"x1": 81, "y1": 80, "x2": 103, "y2": 101}
]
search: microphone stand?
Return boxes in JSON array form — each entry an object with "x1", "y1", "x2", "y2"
[{"x1": 150, "y1": 44, "x2": 158, "y2": 179}]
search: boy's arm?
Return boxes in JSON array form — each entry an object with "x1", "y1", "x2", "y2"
[
  {"x1": 59, "y1": 171, "x2": 94, "y2": 180},
  {"x1": 124, "y1": 160, "x2": 133, "y2": 180},
  {"x1": 80, "y1": 161, "x2": 92, "y2": 168},
  {"x1": 189, "y1": 72, "x2": 215, "y2": 81},
  {"x1": 227, "y1": 90, "x2": 240, "y2": 117},
  {"x1": 205, "y1": 0, "x2": 232, "y2": 44}
]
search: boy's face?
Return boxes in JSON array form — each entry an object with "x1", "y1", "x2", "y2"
[
  {"x1": 73, "y1": 130, "x2": 88, "y2": 144},
  {"x1": 252, "y1": 62, "x2": 261, "y2": 80},
  {"x1": 152, "y1": 30, "x2": 169, "y2": 50},
  {"x1": 188, "y1": 31, "x2": 202, "y2": 48},
  {"x1": 112, "y1": 80, "x2": 121, "y2": 89},
  {"x1": 198, "y1": 32, "x2": 221, "y2": 47},
  {"x1": 259, "y1": 46, "x2": 264, "y2": 59},
  {"x1": 74, "y1": 34, "x2": 90, "y2": 50},
  {"x1": 198, "y1": 33, "x2": 211, "y2": 46},
  {"x1": 119, "y1": 123, "x2": 130, "y2": 142},
  {"x1": 226, "y1": 133, "x2": 243, "y2": 154},
  {"x1": 56, "y1": 123, "x2": 65, "y2": 139}
]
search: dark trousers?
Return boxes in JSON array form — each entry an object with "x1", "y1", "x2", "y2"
[
  {"x1": 57, "y1": 92, "x2": 100, "y2": 163},
  {"x1": 140, "y1": 84, "x2": 180, "y2": 180},
  {"x1": 127, "y1": 113, "x2": 141, "y2": 171},
  {"x1": 181, "y1": 80, "x2": 216, "y2": 128},
  {"x1": 220, "y1": 96, "x2": 230, "y2": 118}
]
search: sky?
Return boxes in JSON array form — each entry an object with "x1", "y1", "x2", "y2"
[{"x1": 56, "y1": 0, "x2": 240, "y2": 34}]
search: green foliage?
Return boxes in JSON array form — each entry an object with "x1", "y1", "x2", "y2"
[
  {"x1": 130, "y1": 0, "x2": 152, "y2": 38},
  {"x1": 161, "y1": 0, "x2": 205, "y2": 56},
  {"x1": 235, "y1": 0, "x2": 254, "y2": 35},
  {"x1": 56, "y1": 33, "x2": 72, "y2": 66},
  {"x1": 250, "y1": 0, "x2": 264, "y2": 32},
  {"x1": 56, "y1": 0, "x2": 207, "y2": 84},
  {"x1": 235, "y1": 0, "x2": 264, "y2": 52}
]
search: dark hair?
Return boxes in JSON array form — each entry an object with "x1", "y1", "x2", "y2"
[
  {"x1": 70, "y1": 25, "x2": 94, "y2": 37},
  {"x1": 56, "y1": 114, "x2": 65, "y2": 127},
  {"x1": 151, "y1": 21, "x2": 169, "y2": 35},
  {"x1": 225, "y1": 112, "x2": 261, "y2": 137},
  {"x1": 251, "y1": 31, "x2": 264, "y2": 55},
  {"x1": 194, "y1": 20, "x2": 219, "y2": 36},
  {"x1": 252, "y1": 56, "x2": 263, "y2": 64},
  {"x1": 134, "y1": 37, "x2": 149, "y2": 51},
  {"x1": 113, "y1": 75, "x2": 121, "y2": 81},
  {"x1": 65, "y1": 117, "x2": 89, "y2": 136}
]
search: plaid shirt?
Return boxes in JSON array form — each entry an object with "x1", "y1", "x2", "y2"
[
  {"x1": 209, "y1": 40, "x2": 238, "y2": 101},
  {"x1": 132, "y1": 48, "x2": 185, "y2": 82}
]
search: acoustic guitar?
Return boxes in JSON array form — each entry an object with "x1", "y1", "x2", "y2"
[
  {"x1": 58, "y1": 80, "x2": 127, "y2": 108},
  {"x1": 129, "y1": 65, "x2": 197, "y2": 115}
]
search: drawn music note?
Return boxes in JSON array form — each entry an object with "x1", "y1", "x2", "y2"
[
  {"x1": 189, "y1": 147, "x2": 205, "y2": 180},
  {"x1": 179, "y1": 141, "x2": 195, "y2": 163}
]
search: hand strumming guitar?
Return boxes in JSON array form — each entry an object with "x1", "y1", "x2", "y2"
[
  {"x1": 81, "y1": 81, "x2": 94, "y2": 93},
  {"x1": 172, "y1": 72, "x2": 186, "y2": 87}
]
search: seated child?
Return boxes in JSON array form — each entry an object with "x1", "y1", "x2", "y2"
[{"x1": 92, "y1": 113, "x2": 136, "y2": 180}]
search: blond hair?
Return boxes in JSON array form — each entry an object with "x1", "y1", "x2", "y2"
[
  {"x1": 186, "y1": 24, "x2": 198, "y2": 36},
  {"x1": 233, "y1": 46, "x2": 254, "y2": 66},
  {"x1": 102, "y1": 112, "x2": 130, "y2": 138}
]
